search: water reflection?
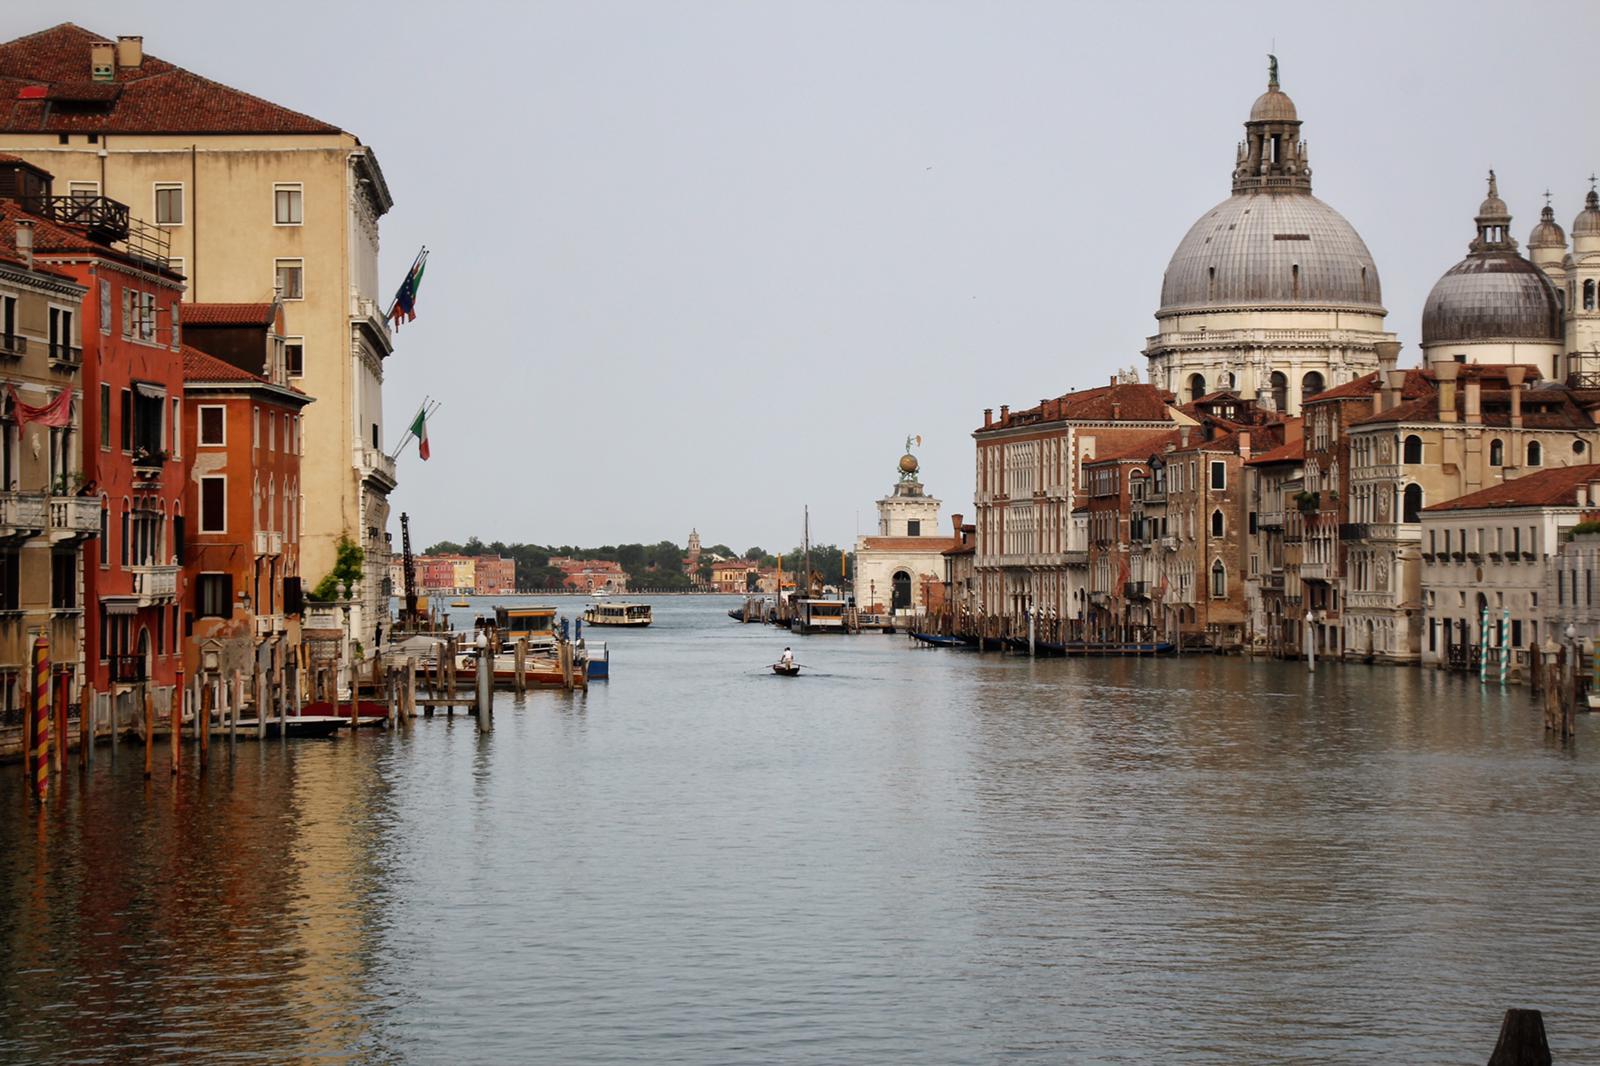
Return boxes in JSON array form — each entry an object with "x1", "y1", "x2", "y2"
[{"x1": 1, "y1": 601, "x2": 1598, "y2": 1063}]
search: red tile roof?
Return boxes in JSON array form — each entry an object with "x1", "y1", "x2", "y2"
[
  {"x1": 182, "y1": 345, "x2": 266, "y2": 384},
  {"x1": 1245, "y1": 436, "x2": 1305, "y2": 466},
  {"x1": 980, "y1": 382, "x2": 1176, "y2": 432},
  {"x1": 1421, "y1": 465, "x2": 1600, "y2": 513},
  {"x1": 1084, "y1": 430, "x2": 1179, "y2": 465},
  {"x1": 858, "y1": 536, "x2": 961, "y2": 552},
  {"x1": 0, "y1": 204, "x2": 81, "y2": 281},
  {"x1": 0, "y1": 24, "x2": 342, "y2": 135},
  {"x1": 1354, "y1": 384, "x2": 1597, "y2": 430},
  {"x1": 184, "y1": 302, "x2": 275, "y2": 327}
]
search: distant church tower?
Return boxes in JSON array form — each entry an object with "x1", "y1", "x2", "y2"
[
  {"x1": 685, "y1": 528, "x2": 702, "y2": 577},
  {"x1": 1566, "y1": 182, "x2": 1600, "y2": 373}
]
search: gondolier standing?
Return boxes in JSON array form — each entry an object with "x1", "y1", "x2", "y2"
[{"x1": 779, "y1": 647, "x2": 794, "y2": 669}]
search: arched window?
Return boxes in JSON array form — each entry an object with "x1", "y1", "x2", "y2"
[
  {"x1": 1211, "y1": 509, "x2": 1224, "y2": 537},
  {"x1": 1403, "y1": 435, "x2": 1422, "y2": 464},
  {"x1": 1527, "y1": 440, "x2": 1542, "y2": 467},
  {"x1": 1210, "y1": 560, "x2": 1227, "y2": 598},
  {"x1": 1301, "y1": 370, "x2": 1325, "y2": 400},
  {"x1": 1222, "y1": 371, "x2": 1236, "y2": 390},
  {"x1": 1403, "y1": 483, "x2": 1423, "y2": 524},
  {"x1": 1270, "y1": 371, "x2": 1288, "y2": 412},
  {"x1": 1489, "y1": 439, "x2": 1504, "y2": 466},
  {"x1": 1188, "y1": 373, "x2": 1206, "y2": 402},
  {"x1": 1586, "y1": 279, "x2": 1597, "y2": 312},
  {"x1": 891, "y1": 570, "x2": 912, "y2": 611}
]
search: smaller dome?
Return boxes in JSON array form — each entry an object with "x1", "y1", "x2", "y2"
[
  {"x1": 1421, "y1": 253, "x2": 1562, "y2": 346},
  {"x1": 1574, "y1": 188, "x2": 1600, "y2": 238},
  {"x1": 1528, "y1": 202, "x2": 1566, "y2": 249},
  {"x1": 1249, "y1": 87, "x2": 1297, "y2": 123}
]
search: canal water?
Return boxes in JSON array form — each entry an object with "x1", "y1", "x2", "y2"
[{"x1": 3, "y1": 596, "x2": 1599, "y2": 1064}]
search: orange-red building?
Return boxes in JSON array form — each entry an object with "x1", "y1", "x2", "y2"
[
  {"x1": 180, "y1": 335, "x2": 309, "y2": 679},
  {"x1": 6, "y1": 163, "x2": 189, "y2": 714}
]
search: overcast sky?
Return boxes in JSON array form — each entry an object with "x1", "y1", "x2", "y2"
[{"x1": 10, "y1": 1, "x2": 1599, "y2": 552}]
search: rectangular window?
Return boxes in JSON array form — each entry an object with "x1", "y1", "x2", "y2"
[
  {"x1": 1512, "y1": 619, "x2": 1523, "y2": 647},
  {"x1": 51, "y1": 550, "x2": 75, "y2": 610},
  {"x1": 275, "y1": 258, "x2": 304, "y2": 301},
  {"x1": 140, "y1": 292, "x2": 155, "y2": 342},
  {"x1": 132, "y1": 387, "x2": 164, "y2": 459},
  {"x1": 274, "y1": 183, "x2": 303, "y2": 225},
  {"x1": 285, "y1": 338, "x2": 304, "y2": 377},
  {"x1": 253, "y1": 408, "x2": 260, "y2": 448},
  {"x1": 170, "y1": 299, "x2": 180, "y2": 349},
  {"x1": 99, "y1": 383, "x2": 111, "y2": 449},
  {"x1": 120, "y1": 389, "x2": 132, "y2": 451},
  {"x1": 1210, "y1": 461, "x2": 1226, "y2": 490},
  {"x1": 99, "y1": 281, "x2": 111, "y2": 334},
  {"x1": 67, "y1": 180, "x2": 99, "y2": 201},
  {"x1": 48, "y1": 306, "x2": 75, "y2": 361},
  {"x1": 907, "y1": 519, "x2": 920, "y2": 537},
  {"x1": 269, "y1": 412, "x2": 276, "y2": 453},
  {"x1": 199, "y1": 405, "x2": 225, "y2": 446},
  {"x1": 197, "y1": 572, "x2": 233, "y2": 618},
  {"x1": 200, "y1": 476, "x2": 226, "y2": 533},
  {"x1": 0, "y1": 550, "x2": 17, "y2": 610},
  {"x1": 154, "y1": 182, "x2": 184, "y2": 226}
]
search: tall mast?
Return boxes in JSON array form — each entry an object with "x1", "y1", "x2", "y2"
[{"x1": 804, "y1": 506, "x2": 811, "y2": 597}]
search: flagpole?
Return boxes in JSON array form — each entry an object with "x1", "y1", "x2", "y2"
[
  {"x1": 386, "y1": 246, "x2": 427, "y2": 321},
  {"x1": 389, "y1": 398, "x2": 439, "y2": 461}
]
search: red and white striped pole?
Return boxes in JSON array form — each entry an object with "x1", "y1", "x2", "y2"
[{"x1": 30, "y1": 636, "x2": 49, "y2": 802}]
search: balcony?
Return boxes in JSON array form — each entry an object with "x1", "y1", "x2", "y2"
[
  {"x1": 1160, "y1": 536, "x2": 1179, "y2": 552},
  {"x1": 131, "y1": 564, "x2": 178, "y2": 604},
  {"x1": 1063, "y1": 549, "x2": 1087, "y2": 566},
  {"x1": 0, "y1": 333, "x2": 26, "y2": 358},
  {"x1": 1123, "y1": 580, "x2": 1149, "y2": 600},
  {"x1": 1258, "y1": 509, "x2": 1284, "y2": 530},
  {"x1": 0, "y1": 491, "x2": 47, "y2": 539},
  {"x1": 255, "y1": 613, "x2": 285, "y2": 637},
  {"x1": 1339, "y1": 522, "x2": 1370, "y2": 542},
  {"x1": 49, "y1": 342, "x2": 83, "y2": 367},
  {"x1": 110, "y1": 654, "x2": 146, "y2": 684},
  {"x1": 1300, "y1": 561, "x2": 1331, "y2": 582},
  {"x1": 47, "y1": 496, "x2": 100, "y2": 542},
  {"x1": 254, "y1": 529, "x2": 284, "y2": 556},
  {"x1": 358, "y1": 447, "x2": 397, "y2": 492},
  {"x1": 132, "y1": 448, "x2": 168, "y2": 479},
  {"x1": 350, "y1": 295, "x2": 394, "y2": 354},
  {"x1": 21, "y1": 194, "x2": 171, "y2": 268}
]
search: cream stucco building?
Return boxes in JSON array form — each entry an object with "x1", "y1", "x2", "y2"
[
  {"x1": 1144, "y1": 60, "x2": 1396, "y2": 415},
  {"x1": 853, "y1": 449, "x2": 958, "y2": 616},
  {"x1": 0, "y1": 25, "x2": 398, "y2": 650}
]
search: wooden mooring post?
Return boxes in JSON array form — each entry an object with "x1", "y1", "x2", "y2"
[
  {"x1": 475, "y1": 640, "x2": 493, "y2": 731},
  {"x1": 200, "y1": 678, "x2": 212, "y2": 768},
  {"x1": 514, "y1": 638, "x2": 527, "y2": 696},
  {"x1": 404, "y1": 657, "x2": 417, "y2": 720},
  {"x1": 80, "y1": 683, "x2": 93, "y2": 768},
  {"x1": 172, "y1": 669, "x2": 183, "y2": 774},
  {"x1": 53, "y1": 672, "x2": 68, "y2": 775},
  {"x1": 1487, "y1": 1008, "x2": 1552, "y2": 1066},
  {"x1": 230, "y1": 669, "x2": 242, "y2": 745},
  {"x1": 255, "y1": 667, "x2": 266, "y2": 740},
  {"x1": 143, "y1": 686, "x2": 154, "y2": 779}
]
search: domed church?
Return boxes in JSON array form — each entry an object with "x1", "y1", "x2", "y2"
[
  {"x1": 1144, "y1": 58, "x2": 1397, "y2": 415},
  {"x1": 1420, "y1": 173, "x2": 1563, "y2": 375}
]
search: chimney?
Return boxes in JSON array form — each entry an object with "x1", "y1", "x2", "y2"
[
  {"x1": 1382, "y1": 368, "x2": 1405, "y2": 414},
  {"x1": 1180, "y1": 426, "x2": 1192, "y2": 448},
  {"x1": 1375, "y1": 340, "x2": 1401, "y2": 377},
  {"x1": 1435, "y1": 362, "x2": 1459, "y2": 423},
  {"x1": 1110, "y1": 375, "x2": 1117, "y2": 387},
  {"x1": 1505, "y1": 366, "x2": 1527, "y2": 428},
  {"x1": 983, "y1": 408, "x2": 992, "y2": 428},
  {"x1": 951, "y1": 513, "x2": 964, "y2": 538},
  {"x1": 1000, "y1": 404, "x2": 1009, "y2": 421},
  {"x1": 1464, "y1": 377, "x2": 1482, "y2": 425},
  {"x1": 116, "y1": 36, "x2": 143, "y2": 70},
  {"x1": 14, "y1": 220, "x2": 32, "y2": 269},
  {"x1": 1111, "y1": 401, "x2": 1122, "y2": 421},
  {"x1": 90, "y1": 41, "x2": 115, "y2": 81},
  {"x1": 1238, "y1": 430, "x2": 1251, "y2": 461}
]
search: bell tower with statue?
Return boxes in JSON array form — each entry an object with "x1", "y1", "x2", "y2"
[{"x1": 877, "y1": 436, "x2": 941, "y2": 537}]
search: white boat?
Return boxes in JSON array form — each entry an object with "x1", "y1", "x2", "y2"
[{"x1": 583, "y1": 602, "x2": 652, "y2": 627}]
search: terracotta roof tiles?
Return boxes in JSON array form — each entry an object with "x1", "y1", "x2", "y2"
[
  {"x1": 980, "y1": 382, "x2": 1176, "y2": 432},
  {"x1": 182, "y1": 345, "x2": 265, "y2": 384},
  {"x1": 183, "y1": 302, "x2": 275, "y2": 327},
  {"x1": 858, "y1": 536, "x2": 961, "y2": 551},
  {"x1": 0, "y1": 24, "x2": 342, "y2": 135},
  {"x1": 1421, "y1": 465, "x2": 1600, "y2": 513}
]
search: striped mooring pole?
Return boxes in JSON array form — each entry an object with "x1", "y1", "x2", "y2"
[
  {"x1": 1479, "y1": 606, "x2": 1489, "y2": 685},
  {"x1": 30, "y1": 635, "x2": 49, "y2": 801},
  {"x1": 1500, "y1": 608, "x2": 1510, "y2": 687}
]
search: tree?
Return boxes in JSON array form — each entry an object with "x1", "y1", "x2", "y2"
[
  {"x1": 311, "y1": 534, "x2": 365, "y2": 601},
  {"x1": 743, "y1": 546, "x2": 764, "y2": 560}
]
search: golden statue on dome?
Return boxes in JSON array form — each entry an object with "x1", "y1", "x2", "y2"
[{"x1": 898, "y1": 435, "x2": 922, "y2": 481}]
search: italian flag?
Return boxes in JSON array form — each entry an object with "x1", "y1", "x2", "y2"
[{"x1": 410, "y1": 408, "x2": 430, "y2": 460}]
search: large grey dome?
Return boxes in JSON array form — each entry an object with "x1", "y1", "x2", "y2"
[
  {"x1": 1421, "y1": 252, "x2": 1562, "y2": 345},
  {"x1": 1158, "y1": 191, "x2": 1385, "y2": 316}
]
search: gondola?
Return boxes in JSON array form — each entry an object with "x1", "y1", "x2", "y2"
[
  {"x1": 910, "y1": 632, "x2": 968, "y2": 648},
  {"x1": 772, "y1": 663, "x2": 800, "y2": 676}
]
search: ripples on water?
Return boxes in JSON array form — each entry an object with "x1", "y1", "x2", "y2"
[{"x1": 2, "y1": 598, "x2": 1598, "y2": 1064}]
